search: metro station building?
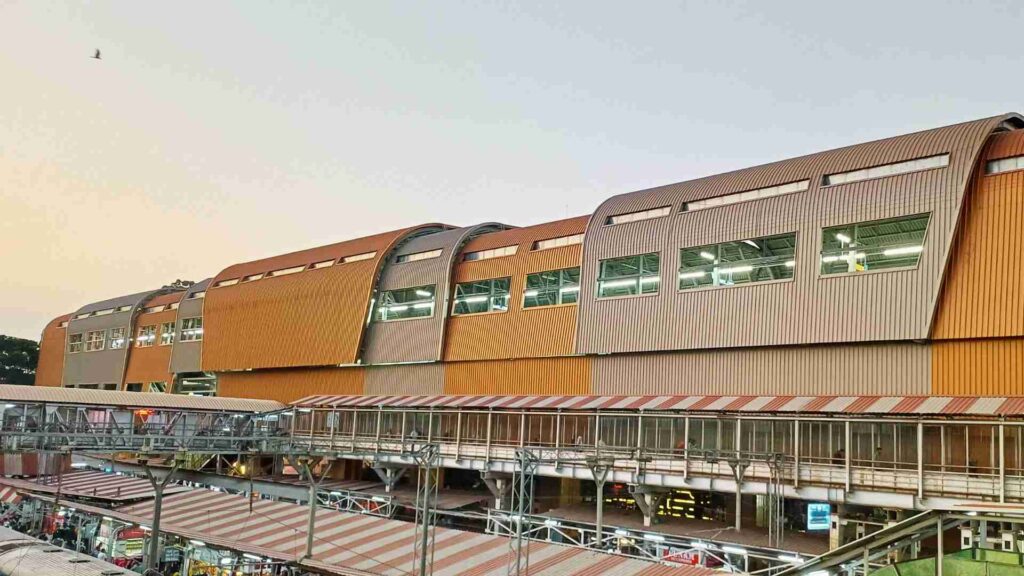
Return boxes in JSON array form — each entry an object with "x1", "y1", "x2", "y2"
[{"x1": 30, "y1": 113, "x2": 1024, "y2": 550}]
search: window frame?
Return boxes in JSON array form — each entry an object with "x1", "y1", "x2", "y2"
[
  {"x1": 523, "y1": 267, "x2": 581, "y2": 309},
  {"x1": 985, "y1": 155, "x2": 1024, "y2": 176},
  {"x1": 136, "y1": 325, "x2": 157, "y2": 348},
  {"x1": 463, "y1": 245, "x2": 518, "y2": 262},
  {"x1": 67, "y1": 333, "x2": 84, "y2": 354},
  {"x1": 818, "y1": 213, "x2": 931, "y2": 278},
  {"x1": 682, "y1": 180, "x2": 809, "y2": 213},
  {"x1": 180, "y1": 317, "x2": 204, "y2": 342},
  {"x1": 375, "y1": 285, "x2": 437, "y2": 322},
  {"x1": 532, "y1": 234, "x2": 584, "y2": 251},
  {"x1": 452, "y1": 277, "x2": 512, "y2": 316},
  {"x1": 84, "y1": 330, "x2": 106, "y2": 352},
  {"x1": 596, "y1": 252, "x2": 662, "y2": 299},
  {"x1": 108, "y1": 327, "x2": 127, "y2": 350},
  {"x1": 396, "y1": 249, "x2": 443, "y2": 264},
  {"x1": 604, "y1": 206, "x2": 672, "y2": 226},
  {"x1": 159, "y1": 322, "x2": 176, "y2": 346},
  {"x1": 822, "y1": 154, "x2": 950, "y2": 187},
  {"x1": 678, "y1": 233, "x2": 798, "y2": 292}
]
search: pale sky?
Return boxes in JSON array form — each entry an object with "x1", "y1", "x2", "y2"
[{"x1": 2, "y1": 1, "x2": 1023, "y2": 340}]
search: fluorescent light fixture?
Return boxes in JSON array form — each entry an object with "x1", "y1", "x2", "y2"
[
  {"x1": 371, "y1": 495, "x2": 388, "y2": 503},
  {"x1": 71, "y1": 462, "x2": 88, "y2": 468},
  {"x1": 559, "y1": 286, "x2": 580, "y2": 293},
  {"x1": 883, "y1": 245, "x2": 923, "y2": 256},
  {"x1": 189, "y1": 540, "x2": 206, "y2": 547},
  {"x1": 722, "y1": 546, "x2": 747, "y2": 555},
  {"x1": 718, "y1": 265, "x2": 754, "y2": 274},
  {"x1": 330, "y1": 491, "x2": 342, "y2": 497},
  {"x1": 699, "y1": 251, "x2": 716, "y2": 261},
  {"x1": 297, "y1": 408, "x2": 311, "y2": 413},
  {"x1": 219, "y1": 558, "x2": 233, "y2": 565},
  {"x1": 415, "y1": 290, "x2": 431, "y2": 297},
  {"x1": 966, "y1": 511, "x2": 978, "y2": 516},
  {"x1": 462, "y1": 296, "x2": 488, "y2": 303},
  {"x1": 600, "y1": 279, "x2": 636, "y2": 289},
  {"x1": 640, "y1": 276, "x2": 660, "y2": 284},
  {"x1": 835, "y1": 233, "x2": 852, "y2": 244},
  {"x1": 742, "y1": 240, "x2": 759, "y2": 249},
  {"x1": 691, "y1": 541, "x2": 709, "y2": 549},
  {"x1": 807, "y1": 571, "x2": 830, "y2": 576},
  {"x1": 779, "y1": 554, "x2": 805, "y2": 564},
  {"x1": 614, "y1": 529, "x2": 630, "y2": 537},
  {"x1": 524, "y1": 290, "x2": 538, "y2": 297},
  {"x1": 242, "y1": 553, "x2": 262, "y2": 561},
  {"x1": 3, "y1": 404, "x2": 14, "y2": 409},
  {"x1": 679, "y1": 271, "x2": 705, "y2": 279},
  {"x1": 785, "y1": 260, "x2": 796, "y2": 267},
  {"x1": 544, "y1": 519, "x2": 560, "y2": 527},
  {"x1": 412, "y1": 303, "x2": 434, "y2": 309},
  {"x1": 102, "y1": 516, "x2": 113, "y2": 522},
  {"x1": 140, "y1": 525, "x2": 151, "y2": 531},
  {"x1": 821, "y1": 255, "x2": 841, "y2": 263},
  {"x1": 389, "y1": 305, "x2": 409, "y2": 312},
  {"x1": 643, "y1": 533, "x2": 665, "y2": 542}
]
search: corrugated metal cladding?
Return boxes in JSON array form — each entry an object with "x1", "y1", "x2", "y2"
[
  {"x1": 933, "y1": 130, "x2": 1024, "y2": 339},
  {"x1": 576, "y1": 115, "x2": 1023, "y2": 356},
  {"x1": 217, "y1": 367, "x2": 364, "y2": 403},
  {"x1": 34, "y1": 314, "x2": 70, "y2": 387},
  {"x1": 364, "y1": 363, "x2": 445, "y2": 395},
  {"x1": 361, "y1": 223, "x2": 508, "y2": 365},
  {"x1": 932, "y1": 339, "x2": 1024, "y2": 396},
  {"x1": 443, "y1": 357, "x2": 591, "y2": 396},
  {"x1": 591, "y1": 342, "x2": 932, "y2": 396},
  {"x1": 202, "y1": 227, "x2": 438, "y2": 372},
  {"x1": 168, "y1": 279, "x2": 210, "y2": 374},
  {"x1": 123, "y1": 292, "x2": 184, "y2": 389},
  {"x1": 63, "y1": 289, "x2": 158, "y2": 387},
  {"x1": 443, "y1": 216, "x2": 589, "y2": 361}
]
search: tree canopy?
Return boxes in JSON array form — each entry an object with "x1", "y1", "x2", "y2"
[{"x1": 0, "y1": 335, "x2": 39, "y2": 385}]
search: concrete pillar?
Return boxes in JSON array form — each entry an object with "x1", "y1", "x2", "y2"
[
  {"x1": 559, "y1": 478, "x2": 582, "y2": 508},
  {"x1": 372, "y1": 466, "x2": 408, "y2": 493},
  {"x1": 629, "y1": 485, "x2": 670, "y2": 528},
  {"x1": 481, "y1": 472, "x2": 513, "y2": 510}
]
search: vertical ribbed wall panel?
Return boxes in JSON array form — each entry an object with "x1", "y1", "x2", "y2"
[
  {"x1": 64, "y1": 311, "x2": 138, "y2": 387},
  {"x1": 362, "y1": 224, "x2": 505, "y2": 365},
  {"x1": 364, "y1": 363, "x2": 445, "y2": 395},
  {"x1": 576, "y1": 115, "x2": 1019, "y2": 356},
  {"x1": 35, "y1": 314, "x2": 70, "y2": 387},
  {"x1": 934, "y1": 130, "x2": 1024, "y2": 339},
  {"x1": 592, "y1": 343, "x2": 932, "y2": 396},
  {"x1": 217, "y1": 366, "x2": 365, "y2": 403},
  {"x1": 124, "y1": 301, "x2": 180, "y2": 388},
  {"x1": 444, "y1": 217, "x2": 588, "y2": 361},
  {"x1": 932, "y1": 339, "x2": 1024, "y2": 396},
  {"x1": 443, "y1": 357, "x2": 591, "y2": 396},
  {"x1": 169, "y1": 280, "x2": 209, "y2": 374}
]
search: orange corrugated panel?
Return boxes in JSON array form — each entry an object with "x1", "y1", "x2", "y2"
[
  {"x1": 932, "y1": 338, "x2": 1024, "y2": 396},
  {"x1": 364, "y1": 363, "x2": 445, "y2": 395},
  {"x1": 443, "y1": 217, "x2": 588, "y2": 361},
  {"x1": 443, "y1": 357, "x2": 591, "y2": 396},
  {"x1": 217, "y1": 366, "x2": 364, "y2": 403},
  {"x1": 35, "y1": 314, "x2": 71, "y2": 387},
  {"x1": 123, "y1": 307, "x2": 179, "y2": 389},
  {"x1": 202, "y1": 226, "x2": 438, "y2": 371},
  {"x1": 934, "y1": 130, "x2": 1024, "y2": 339}
]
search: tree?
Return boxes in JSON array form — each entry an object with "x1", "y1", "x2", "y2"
[{"x1": 0, "y1": 335, "x2": 39, "y2": 385}]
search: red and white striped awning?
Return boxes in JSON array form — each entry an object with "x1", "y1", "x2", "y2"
[
  {"x1": 117, "y1": 489, "x2": 711, "y2": 576},
  {"x1": 0, "y1": 470, "x2": 190, "y2": 503},
  {"x1": 0, "y1": 486, "x2": 21, "y2": 505},
  {"x1": 293, "y1": 394, "x2": 1024, "y2": 416}
]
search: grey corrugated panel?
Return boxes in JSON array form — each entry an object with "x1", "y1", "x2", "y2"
[
  {"x1": 73, "y1": 289, "x2": 155, "y2": 315},
  {"x1": 168, "y1": 294, "x2": 204, "y2": 374},
  {"x1": 577, "y1": 114, "x2": 1022, "y2": 356},
  {"x1": 362, "y1": 223, "x2": 508, "y2": 364},
  {"x1": 364, "y1": 363, "x2": 444, "y2": 395},
  {"x1": 0, "y1": 384, "x2": 284, "y2": 412},
  {"x1": 63, "y1": 310, "x2": 136, "y2": 387},
  {"x1": 591, "y1": 342, "x2": 932, "y2": 396}
]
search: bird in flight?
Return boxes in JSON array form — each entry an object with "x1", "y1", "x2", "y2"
[{"x1": 92, "y1": 49, "x2": 101, "y2": 60}]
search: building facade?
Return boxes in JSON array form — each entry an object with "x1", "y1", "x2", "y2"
[{"x1": 35, "y1": 114, "x2": 1024, "y2": 402}]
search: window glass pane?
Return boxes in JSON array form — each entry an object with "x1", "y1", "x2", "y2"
[
  {"x1": 180, "y1": 318, "x2": 204, "y2": 341},
  {"x1": 377, "y1": 285, "x2": 436, "y2": 321},
  {"x1": 824, "y1": 154, "x2": 949, "y2": 186},
  {"x1": 85, "y1": 330, "x2": 106, "y2": 352},
  {"x1": 67, "y1": 334, "x2": 83, "y2": 353},
  {"x1": 453, "y1": 277, "x2": 510, "y2": 315},
  {"x1": 679, "y1": 233, "x2": 796, "y2": 290},
  {"x1": 160, "y1": 322, "x2": 176, "y2": 346},
  {"x1": 136, "y1": 325, "x2": 156, "y2": 347},
  {"x1": 109, "y1": 328, "x2": 127, "y2": 349},
  {"x1": 606, "y1": 206, "x2": 671, "y2": 226},
  {"x1": 597, "y1": 253, "x2": 660, "y2": 298},
  {"x1": 820, "y1": 214, "x2": 930, "y2": 275},
  {"x1": 684, "y1": 180, "x2": 808, "y2": 212}
]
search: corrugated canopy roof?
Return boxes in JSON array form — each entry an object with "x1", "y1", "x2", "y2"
[
  {"x1": 292, "y1": 393, "x2": 1024, "y2": 416},
  {"x1": 0, "y1": 385, "x2": 284, "y2": 413}
]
